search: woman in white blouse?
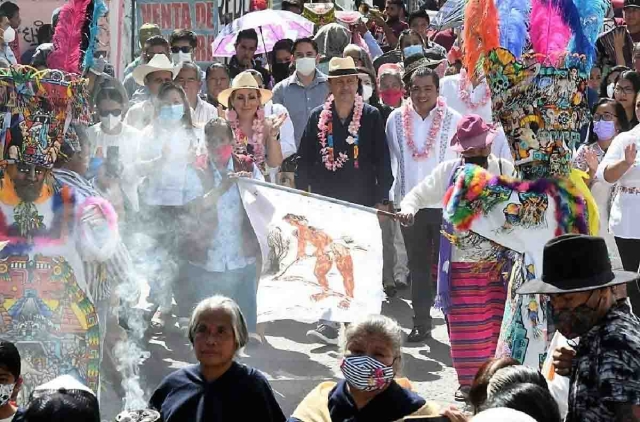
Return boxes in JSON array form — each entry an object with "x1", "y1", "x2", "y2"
[{"x1": 597, "y1": 119, "x2": 640, "y2": 312}]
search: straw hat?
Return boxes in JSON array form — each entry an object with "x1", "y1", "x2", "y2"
[
  {"x1": 327, "y1": 56, "x2": 360, "y2": 78},
  {"x1": 218, "y1": 71, "x2": 273, "y2": 108},
  {"x1": 132, "y1": 54, "x2": 180, "y2": 86}
]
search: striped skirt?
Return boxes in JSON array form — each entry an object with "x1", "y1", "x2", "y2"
[{"x1": 447, "y1": 261, "x2": 507, "y2": 388}]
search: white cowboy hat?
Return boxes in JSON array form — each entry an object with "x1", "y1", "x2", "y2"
[
  {"x1": 132, "y1": 54, "x2": 180, "y2": 86},
  {"x1": 218, "y1": 71, "x2": 273, "y2": 109}
]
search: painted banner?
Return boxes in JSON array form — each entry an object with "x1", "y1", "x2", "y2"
[
  {"x1": 0, "y1": 0, "x2": 63, "y2": 64},
  {"x1": 238, "y1": 179, "x2": 384, "y2": 324},
  {"x1": 135, "y1": 0, "x2": 221, "y2": 64}
]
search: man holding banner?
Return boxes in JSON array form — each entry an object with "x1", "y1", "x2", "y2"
[{"x1": 296, "y1": 56, "x2": 393, "y2": 344}]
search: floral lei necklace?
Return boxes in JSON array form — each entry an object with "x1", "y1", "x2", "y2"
[
  {"x1": 402, "y1": 96, "x2": 446, "y2": 160},
  {"x1": 318, "y1": 94, "x2": 364, "y2": 171},
  {"x1": 227, "y1": 108, "x2": 266, "y2": 167},
  {"x1": 459, "y1": 69, "x2": 491, "y2": 110}
]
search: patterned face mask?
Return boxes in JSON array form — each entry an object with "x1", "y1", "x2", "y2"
[
  {"x1": 340, "y1": 355, "x2": 395, "y2": 391},
  {"x1": 0, "y1": 383, "x2": 15, "y2": 407}
]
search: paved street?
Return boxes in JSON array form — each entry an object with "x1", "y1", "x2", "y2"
[{"x1": 108, "y1": 289, "x2": 459, "y2": 418}]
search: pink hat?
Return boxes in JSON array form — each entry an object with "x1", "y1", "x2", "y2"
[{"x1": 450, "y1": 114, "x2": 496, "y2": 152}]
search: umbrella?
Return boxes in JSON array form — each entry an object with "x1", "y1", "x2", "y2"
[
  {"x1": 211, "y1": 10, "x2": 315, "y2": 58},
  {"x1": 429, "y1": 0, "x2": 465, "y2": 31}
]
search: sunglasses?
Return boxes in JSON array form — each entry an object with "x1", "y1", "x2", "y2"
[
  {"x1": 171, "y1": 46, "x2": 192, "y2": 54},
  {"x1": 99, "y1": 109, "x2": 122, "y2": 117}
]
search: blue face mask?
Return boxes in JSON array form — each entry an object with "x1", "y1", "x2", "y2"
[
  {"x1": 403, "y1": 44, "x2": 423, "y2": 58},
  {"x1": 159, "y1": 104, "x2": 185, "y2": 122}
]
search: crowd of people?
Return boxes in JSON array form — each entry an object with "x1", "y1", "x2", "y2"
[{"x1": 0, "y1": 0, "x2": 638, "y2": 421}]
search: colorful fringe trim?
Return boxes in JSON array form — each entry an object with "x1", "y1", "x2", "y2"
[{"x1": 443, "y1": 164, "x2": 589, "y2": 236}]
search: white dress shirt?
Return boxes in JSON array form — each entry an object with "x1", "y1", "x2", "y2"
[
  {"x1": 191, "y1": 97, "x2": 218, "y2": 128},
  {"x1": 596, "y1": 125, "x2": 640, "y2": 239},
  {"x1": 124, "y1": 100, "x2": 154, "y2": 130},
  {"x1": 386, "y1": 103, "x2": 461, "y2": 206},
  {"x1": 440, "y1": 73, "x2": 513, "y2": 164},
  {"x1": 263, "y1": 101, "x2": 296, "y2": 183}
]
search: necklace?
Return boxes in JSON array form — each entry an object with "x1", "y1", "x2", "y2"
[
  {"x1": 317, "y1": 94, "x2": 364, "y2": 171},
  {"x1": 402, "y1": 97, "x2": 446, "y2": 160},
  {"x1": 227, "y1": 108, "x2": 266, "y2": 167},
  {"x1": 458, "y1": 69, "x2": 491, "y2": 110}
]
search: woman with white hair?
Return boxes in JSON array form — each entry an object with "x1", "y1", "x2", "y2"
[
  {"x1": 149, "y1": 296, "x2": 285, "y2": 422},
  {"x1": 289, "y1": 315, "x2": 440, "y2": 421}
]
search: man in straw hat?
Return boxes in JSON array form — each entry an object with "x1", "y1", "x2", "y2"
[
  {"x1": 386, "y1": 64, "x2": 460, "y2": 344},
  {"x1": 397, "y1": 114, "x2": 515, "y2": 399},
  {"x1": 124, "y1": 54, "x2": 181, "y2": 130},
  {"x1": 518, "y1": 234, "x2": 640, "y2": 421},
  {"x1": 124, "y1": 23, "x2": 163, "y2": 78},
  {"x1": 297, "y1": 56, "x2": 393, "y2": 344}
]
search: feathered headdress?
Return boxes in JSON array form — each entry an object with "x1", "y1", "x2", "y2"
[
  {"x1": 47, "y1": 0, "x2": 93, "y2": 73},
  {"x1": 462, "y1": 0, "x2": 607, "y2": 180}
]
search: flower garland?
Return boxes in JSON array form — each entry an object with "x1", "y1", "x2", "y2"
[
  {"x1": 226, "y1": 108, "x2": 266, "y2": 167},
  {"x1": 317, "y1": 94, "x2": 364, "y2": 171},
  {"x1": 459, "y1": 69, "x2": 491, "y2": 110},
  {"x1": 402, "y1": 97, "x2": 446, "y2": 160}
]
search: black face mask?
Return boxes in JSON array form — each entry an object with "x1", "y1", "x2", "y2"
[
  {"x1": 464, "y1": 155, "x2": 489, "y2": 169},
  {"x1": 272, "y1": 62, "x2": 291, "y2": 83},
  {"x1": 551, "y1": 291, "x2": 603, "y2": 340}
]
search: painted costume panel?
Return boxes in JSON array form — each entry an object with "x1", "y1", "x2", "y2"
[
  {"x1": 0, "y1": 186, "x2": 100, "y2": 401},
  {"x1": 443, "y1": 165, "x2": 591, "y2": 367}
]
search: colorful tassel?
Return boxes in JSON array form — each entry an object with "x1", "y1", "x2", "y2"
[{"x1": 444, "y1": 164, "x2": 589, "y2": 235}]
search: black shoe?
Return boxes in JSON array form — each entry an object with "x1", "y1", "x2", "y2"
[
  {"x1": 306, "y1": 324, "x2": 339, "y2": 345},
  {"x1": 455, "y1": 386, "x2": 470, "y2": 402},
  {"x1": 407, "y1": 325, "x2": 431, "y2": 343}
]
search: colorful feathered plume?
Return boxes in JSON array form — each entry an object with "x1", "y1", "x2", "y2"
[
  {"x1": 565, "y1": 0, "x2": 609, "y2": 70},
  {"x1": 82, "y1": 0, "x2": 108, "y2": 71},
  {"x1": 462, "y1": 0, "x2": 500, "y2": 74},
  {"x1": 530, "y1": 0, "x2": 571, "y2": 65},
  {"x1": 47, "y1": 0, "x2": 93, "y2": 73},
  {"x1": 496, "y1": 0, "x2": 530, "y2": 59}
]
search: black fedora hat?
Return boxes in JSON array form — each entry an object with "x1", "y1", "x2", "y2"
[{"x1": 517, "y1": 234, "x2": 639, "y2": 295}]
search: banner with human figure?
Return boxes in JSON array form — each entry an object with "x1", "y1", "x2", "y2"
[{"x1": 237, "y1": 179, "x2": 384, "y2": 324}]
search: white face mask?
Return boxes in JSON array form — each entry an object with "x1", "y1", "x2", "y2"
[
  {"x1": 296, "y1": 57, "x2": 316, "y2": 76},
  {"x1": 0, "y1": 383, "x2": 14, "y2": 407},
  {"x1": 2, "y1": 26, "x2": 15, "y2": 44},
  {"x1": 172, "y1": 51, "x2": 192, "y2": 64},
  {"x1": 607, "y1": 82, "x2": 615, "y2": 98},
  {"x1": 100, "y1": 114, "x2": 121, "y2": 131},
  {"x1": 362, "y1": 85, "x2": 373, "y2": 102}
]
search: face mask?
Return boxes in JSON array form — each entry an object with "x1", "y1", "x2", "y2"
[
  {"x1": 362, "y1": 85, "x2": 373, "y2": 102},
  {"x1": 551, "y1": 292, "x2": 602, "y2": 339},
  {"x1": 380, "y1": 88, "x2": 403, "y2": 106},
  {"x1": 340, "y1": 355, "x2": 395, "y2": 392},
  {"x1": 403, "y1": 45, "x2": 423, "y2": 59},
  {"x1": 464, "y1": 155, "x2": 489, "y2": 168},
  {"x1": 296, "y1": 57, "x2": 316, "y2": 76},
  {"x1": 0, "y1": 383, "x2": 14, "y2": 407},
  {"x1": 172, "y1": 52, "x2": 192, "y2": 64},
  {"x1": 159, "y1": 104, "x2": 185, "y2": 122},
  {"x1": 214, "y1": 144, "x2": 233, "y2": 166},
  {"x1": 2, "y1": 26, "x2": 15, "y2": 44},
  {"x1": 607, "y1": 83, "x2": 615, "y2": 98},
  {"x1": 272, "y1": 62, "x2": 291, "y2": 81},
  {"x1": 593, "y1": 120, "x2": 617, "y2": 141},
  {"x1": 100, "y1": 114, "x2": 121, "y2": 131}
]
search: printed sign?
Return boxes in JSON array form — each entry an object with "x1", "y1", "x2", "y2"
[{"x1": 135, "y1": 0, "x2": 220, "y2": 63}]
